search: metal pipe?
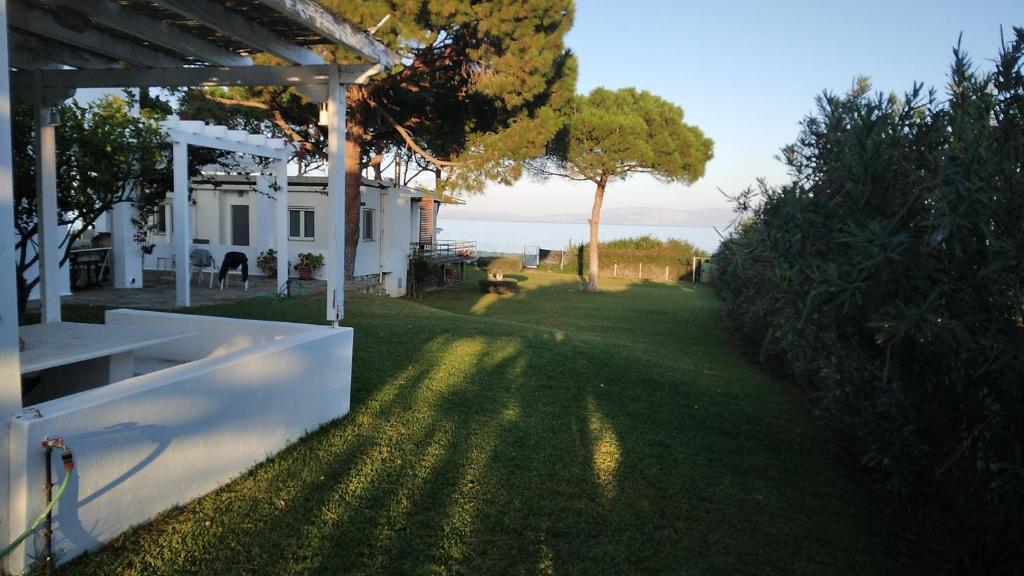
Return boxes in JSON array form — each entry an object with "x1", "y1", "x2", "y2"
[{"x1": 44, "y1": 442, "x2": 53, "y2": 574}]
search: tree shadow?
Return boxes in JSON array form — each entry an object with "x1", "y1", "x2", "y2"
[{"x1": 61, "y1": 286, "x2": 899, "y2": 575}]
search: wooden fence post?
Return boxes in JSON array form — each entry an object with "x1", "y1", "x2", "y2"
[
  {"x1": 665, "y1": 266, "x2": 669, "y2": 281},
  {"x1": 613, "y1": 263, "x2": 618, "y2": 277},
  {"x1": 639, "y1": 262, "x2": 643, "y2": 279}
]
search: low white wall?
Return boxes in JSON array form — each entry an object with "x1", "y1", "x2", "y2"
[{"x1": 5, "y1": 311, "x2": 353, "y2": 573}]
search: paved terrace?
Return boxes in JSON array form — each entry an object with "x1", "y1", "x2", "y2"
[{"x1": 59, "y1": 271, "x2": 327, "y2": 310}]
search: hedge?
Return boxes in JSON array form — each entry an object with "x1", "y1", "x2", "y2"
[{"x1": 713, "y1": 31, "x2": 1024, "y2": 573}]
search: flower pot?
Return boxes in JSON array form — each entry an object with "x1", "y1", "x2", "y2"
[{"x1": 296, "y1": 265, "x2": 314, "y2": 280}]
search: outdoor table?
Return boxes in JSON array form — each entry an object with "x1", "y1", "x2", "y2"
[
  {"x1": 19, "y1": 322, "x2": 195, "y2": 405},
  {"x1": 69, "y1": 247, "x2": 112, "y2": 289}
]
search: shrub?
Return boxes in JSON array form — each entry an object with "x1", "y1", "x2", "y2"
[
  {"x1": 409, "y1": 248, "x2": 442, "y2": 296},
  {"x1": 256, "y1": 249, "x2": 277, "y2": 276},
  {"x1": 478, "y1": 279, "x2": 518, "y2": 294},
  {"x1": 549, "y1": 236, "x2": 707, "y2": 281},
  {"x1": 713, "y1": 32, "x2": 1024, "y2": 572},
  {"x1": 294, "y1": 252, "x2": 324, "y2": 271},
  {"x1": 486, "y1": 256, "x2": 522, "y2": 277}
]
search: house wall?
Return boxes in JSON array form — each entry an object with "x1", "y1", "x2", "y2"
[
  {"x1": 353, "y1": 188, "x2": 382, "y2": 278},
  {"x1": 5, "y1": 310, "x2": 353, "y2": 572},
  {"x1": 144, "y1": 180, "x2": 420, "y2": 297},
  {"x1": 384, "y1": 191, "x2": 415, "y2": 297}
]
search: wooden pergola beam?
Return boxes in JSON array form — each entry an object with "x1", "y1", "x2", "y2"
[
  {"x1": 255, "y1": 0, "x2": 400, "y2": 67},
  {"x1": 9, "y1": 29, "x2": 120, "y2": 70},
  {"x1": 153, "y1": 0, "x2": 324, "y2": 65},
  {"x1": 9, "y1": 64, "x2": 377, "y2": 91},
  {"x1": 8, "y1": 0, "x2": 184, "y2": 67},
  {"x1": 38, "y1": 0, "x2": 252, "y2": 67}
]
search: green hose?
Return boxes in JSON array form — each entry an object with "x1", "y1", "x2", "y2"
[{"x1": 0, "y1": 465, "x2": 72, "y2": 560}]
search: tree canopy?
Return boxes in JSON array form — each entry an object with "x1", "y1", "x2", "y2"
[
  {"x1": 543, "y1": 87, "x2": 713, "y2": 186},
  {"x1": 12, "y1": 94, "x2": 170, "y2": 316},
  {"x1": 194, "y1": 0, "x2": 578, "y2": 276},
  {"x1": 535, "y1": 87, "x2": 713, "y2": 290}
]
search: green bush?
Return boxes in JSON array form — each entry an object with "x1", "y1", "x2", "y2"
[
  {"x1": 713, "y1": 32, "x2": 1024, "y2": 573},
  {"x1": 548, "y1": 236, "x2": 707, "y2": 281},
  {"x1": 409, "y1": 248, "x2": 442, "y2": 296},
  {"x1": 255, "y1": 249, "x2": 277, "y2": 276},
  {"x1": 478, "y1": 279, "x2": 519, "y2": 294},
  {"x1": 294, "y1": 252, "x2": 324, "y2": 271},
  {"x1": 486, "y1": 256, "x2": 522, "y2": 277}
]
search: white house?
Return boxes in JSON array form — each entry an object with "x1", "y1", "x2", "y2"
[{"x1": 142, "y1": 174, "x2": 463, "y2": 298}]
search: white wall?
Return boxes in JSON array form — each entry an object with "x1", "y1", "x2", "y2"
[
  {"x1": 383, "y1": 191, "x2": 415, "y2": 297},
  {"x1": 6, "y1": 310, "x2": 353, "y2": 572},
  {"x1": 353, "y1": 188, "x2": 381, "y2": 278},
  {"x1": 23, "y1": 241, "x2": 71, "y2": 300},
  {"x1": 146, "y1": 181, "x2": 421, "y2": 296}
]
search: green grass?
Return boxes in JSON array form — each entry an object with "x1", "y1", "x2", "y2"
[{"x1": 62, "y1": 270, "x2": 898, "y2": 575}]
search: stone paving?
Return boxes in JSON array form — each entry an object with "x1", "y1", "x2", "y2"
[{"x1": 61, "y1": 270, "x2": 327, "y2": 310}]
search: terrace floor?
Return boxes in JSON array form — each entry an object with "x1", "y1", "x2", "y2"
[{"x1": 58, "y1": 270, "x2": 327, "y2": 310}]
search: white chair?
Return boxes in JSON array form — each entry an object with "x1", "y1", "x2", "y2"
[{"x1": 189, "y1": 249, "x2": 216, "y2": 288}]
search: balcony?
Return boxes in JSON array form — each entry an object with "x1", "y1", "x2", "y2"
[{"x1": 412, "y1": 240, "x2": 477, "y2": 264}]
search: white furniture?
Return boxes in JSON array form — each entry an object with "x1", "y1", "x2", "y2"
[{"x1": 19, "y1": 322, "x2": 194, "y2": 404}]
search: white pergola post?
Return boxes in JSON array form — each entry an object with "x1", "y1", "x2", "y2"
[
  {"x1": 34, "y1": 104, "x2": 61, "y2": 323},
  {"x1": 0, "y1": 0, "x2": 23, "y2": 561},
  {"x1": 111, "y1": 200, "x2": 143, "y2": 289},
  {"x1": 325, "y1": 75, "x2": 345, "y2": 324},
  {"x1": 112, "y1": 89, "x2": 143, "y2": 289},
  {"x1": 275, "y1": 160, "x2": 288, "y2": 295},
  {"x1": 171, "y1": 140, "x2": 190, "y2": 307}
]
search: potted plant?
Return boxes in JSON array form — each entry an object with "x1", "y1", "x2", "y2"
[
  {"x1": 294, "y1": 252, "x2": 324, "y2": 280},
  {"x1": 256, "y1": 248, "x2": 277, "y2": 277}
]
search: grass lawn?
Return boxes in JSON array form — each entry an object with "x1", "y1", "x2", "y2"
[{"x1": 62, "y1": 269, "x2": 898, "y2": 575}]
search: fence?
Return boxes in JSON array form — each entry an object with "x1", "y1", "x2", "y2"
[{"x1": 411, "y1": 240, "x2": 477, "y2": 263}]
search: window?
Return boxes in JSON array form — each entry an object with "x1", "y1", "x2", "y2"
[
  {"x1": 361, "y1": 208, "x2": 375, "y2": 242},
  {"x1": 289, "y1": 208, "x2": 315, "y2": 240},
  {"x1": 153, "y1": 204, "x2": 168, "y2": 234},
  {"x1": 231, "y1": 204, "x2": 250, "y2": 246}
]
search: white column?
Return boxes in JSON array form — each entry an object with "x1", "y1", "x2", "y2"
[
  {"x1": 275, "y1": 160, "x2": 289, "y2": 296},
  {"x1": 0, "y1": 0, "x2": 25, "y2": 565},
  {"x1": 325, "y1": 76, "x2": 346, "y2": 323},
  {"x1": 172, "y1": 140, "x2": 190, "y2": 307},
  {"x1": 111, "y1": 200, "x2": 143, "y2": 288},
  {"x1": 34, "y1": 105, "x2": 61, "y2": 323},
  {"x1": 112, "y1": 89, "x2": 142, "y2": 288}
]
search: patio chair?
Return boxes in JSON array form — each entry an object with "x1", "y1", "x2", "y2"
[
  {"x1": 189, "y1": 248, "x2": 216, "y2": 288},
  {"x1": 218, "y1": 251, "x2": 249, "y2": 291}
]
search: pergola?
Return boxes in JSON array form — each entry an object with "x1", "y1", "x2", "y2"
[
  {"x1": 0, "y1": 0, "x2": 398, "y2": 562},
  {"x1": 161, "y1": 116, "x2": 292, "y2": 307}
]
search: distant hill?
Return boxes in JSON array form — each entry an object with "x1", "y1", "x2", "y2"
[{"x1": 442, "y1": 206, "x2": 734, "y2": 227}]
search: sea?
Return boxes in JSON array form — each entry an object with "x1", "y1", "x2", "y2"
[{"x1": 436, "y1": 218, "x2": 724, "y2": 255}]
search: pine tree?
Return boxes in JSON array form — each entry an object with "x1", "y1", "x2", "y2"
[
  {"x1": 534, "y1": 87, "x2": 713, "y2": 290},
  {"x1": 191, "y1": 0, "x2": 577, "y2": 277}
]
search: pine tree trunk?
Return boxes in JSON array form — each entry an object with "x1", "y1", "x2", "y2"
[
  {"x1": 587, "y1": 178, "x2": 607, "y2": 292},
  {"x1": 343, "y1": 86, "x2": 365, "y2": 281},
  {"x1": 344, "y1": 134, "x2": 362, "y2": 280}
]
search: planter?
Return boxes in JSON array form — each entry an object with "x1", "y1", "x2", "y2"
[{"x1": 296, "y1": 265, "x2": 314, "y2": 280}]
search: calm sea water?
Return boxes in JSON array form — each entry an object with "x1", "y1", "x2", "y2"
[{"x1": 437, "y1": 218, "x2": 723, "y2": 255}]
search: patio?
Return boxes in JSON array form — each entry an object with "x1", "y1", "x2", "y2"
[
  {"x1": 0, "y1": 1, "x2": 399, "y2": 573},
  {"x1": 56, "y1": 271, "x2": 327, "y2": 310}
]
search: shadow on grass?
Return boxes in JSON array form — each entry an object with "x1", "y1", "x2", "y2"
[{"x1": 61, "y1": 283, "x2": 897, "y2": 576}]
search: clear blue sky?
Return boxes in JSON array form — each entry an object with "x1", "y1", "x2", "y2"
[{"x1": 461, "y1": 0, "x2": 1024, "y2": 223}]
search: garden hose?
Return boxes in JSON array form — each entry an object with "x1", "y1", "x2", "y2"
[{"x1": 0, "y1": 443, "x2": 74, "y2": 560}]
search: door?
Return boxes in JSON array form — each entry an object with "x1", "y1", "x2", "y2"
[{"x1": 231, "y1": 205, "x2": 250, "y2": 246}]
